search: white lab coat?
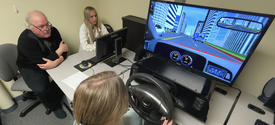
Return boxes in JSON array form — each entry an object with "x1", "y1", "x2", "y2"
[{"x1": 79, "y1": 23, "x2": 109, "y2": 52}]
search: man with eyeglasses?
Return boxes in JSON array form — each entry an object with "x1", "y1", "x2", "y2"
[{"x1": 16, "y1": 10, "x2": 68, "y2": 119}]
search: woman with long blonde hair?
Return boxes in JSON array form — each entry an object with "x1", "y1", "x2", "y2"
[
  {"x1": 79, "y1": 6, "x2": 109, "y2": 52},
  {"x1": 73, "y1": 71, "x2": 173, "y2": 125},
  {"x1": 73, "y1": 71, "x2": 129, "y2": 125}
]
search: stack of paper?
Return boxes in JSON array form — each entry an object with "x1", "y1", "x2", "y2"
[{"x1": 61, "y1": 71, "x2": 89, "y2": 90}]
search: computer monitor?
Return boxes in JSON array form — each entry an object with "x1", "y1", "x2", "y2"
[
  {"x1": 144, "y1": 0, "x2": 274, "y2": 86},
  {"x1": 94, "y1": 27, "x2": 128, "y2": 67}
]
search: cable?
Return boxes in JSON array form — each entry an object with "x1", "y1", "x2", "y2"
[
  {"x1": 222, "y1": 85, "x2": 241, "y2": 125},
  {"x1": 125, "y1": 57, "x2": 134, "y2": 64},
  {"x1": 90, "y1": 67, "x2": 95, "y2": 76},
  {"x1": 120, "y1": 72, "x2": 124, "y2": 80},
  {"x1": 118, "y1": 68, "x2": 132, "y2": 80},
  {"x1": 118, "y1": 63, "x2": 132, "y2": 68},
  {"x1": 118, "y1": 68, "x2": 131, "y2": 76}
]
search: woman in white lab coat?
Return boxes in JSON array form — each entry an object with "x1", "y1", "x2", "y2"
[{"x1": 79, "y1": 6, "x2": 109, "y2": 52}]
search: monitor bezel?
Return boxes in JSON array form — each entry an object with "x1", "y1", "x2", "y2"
[
  {"x1": 145, "y1": 0, "x2": 275, "y2": 86},
  {"x1": 95, "y1": 27, "x2": 128, "y2": 62}
]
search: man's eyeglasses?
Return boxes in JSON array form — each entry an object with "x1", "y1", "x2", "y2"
[{"x1": 31, "y1": 22, "x2": 52, "y2": 31}]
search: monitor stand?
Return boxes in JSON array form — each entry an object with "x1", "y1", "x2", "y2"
[
  {"x1": 104, "y1": 37, "x2": 126, "y2": 67},
  {"x1": 104, "y1": 55, "x2": 126, "y2": 67}
]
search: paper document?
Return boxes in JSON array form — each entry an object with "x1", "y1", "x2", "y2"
[{"x1": 62, "y1": 71, "x2": 89, "y2": 90}]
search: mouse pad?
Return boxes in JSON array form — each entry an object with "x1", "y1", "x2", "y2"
[{"x1": 74, "y1": 62, "x2": 93, "y2": 72}]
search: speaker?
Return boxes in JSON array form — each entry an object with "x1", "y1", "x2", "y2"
[
  {"x1": 264, "y1": 93, "x2": 275, "y2": 111},
  {"x1": 258, "y1": 78, "x2": 275, "y2": 110},
  {"x1": 122, "y1": 15, "x2": 146, "y2": 53},
  {"x1": 258, "y1": 78, "x2": 275, "y2": 103}
]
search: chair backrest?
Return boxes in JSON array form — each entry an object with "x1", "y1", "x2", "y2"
[
  {"x1": 0, "y1": 44, "x2": 18, "y2": 82},
  {"x1": 104, "y1": 24, "x2": 114, "y2": 33}
]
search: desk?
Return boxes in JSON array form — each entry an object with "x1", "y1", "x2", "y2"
[
  {"x1": 227, "y1": 91, "x2": 274, "y2": 124},
  {"x1": 47, "y1": 49, "x2": 134, "y2": 101},
  {"x1": 47, "y1": 49, "x2": 273, "y2": 125}
]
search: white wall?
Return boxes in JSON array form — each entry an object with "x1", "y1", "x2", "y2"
[
  {"x1": 0, "y1": 0, "x2": 96, "y2": 53},
  {"x1": 94, "y1": 0, "x2": 150, "y2": 30}
]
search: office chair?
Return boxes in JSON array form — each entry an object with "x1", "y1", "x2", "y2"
[
  {"x1": 0, "y1": 43, "x2": 51, "y2": 117},
  {"x1": 104, "y1": 24, "x2": 114, "y2": 33}
]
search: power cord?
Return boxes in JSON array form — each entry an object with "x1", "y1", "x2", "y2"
[
  {"x1": 118, "y1": 68, "x2": 131, "y2": 76},
  {"x1": 118, "y1": 63, "x2": 132, "y2": 68},
  {"x1": 90, "y1": 67, "x2": 95, "y2": 76},
  {"x1": 119, "y1": 72, "x2": 124, "y2": 80},
  {"x1": 124, "y1": 57, "x2": 134, "y2": 64},
  {"x1": 215, "y1": 83, "x2": 241, "y2": 125}
]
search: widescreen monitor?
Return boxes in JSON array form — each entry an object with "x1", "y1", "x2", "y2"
[
  {"x1": 95, "y1": 27, "x2": 128, "y2": 67},
  {"x1": 144, "y1": 0, "x2": 274, "y2": 85}
]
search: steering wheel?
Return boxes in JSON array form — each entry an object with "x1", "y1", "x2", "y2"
[{"x1": 126, "y1": 73, "x2": 174, "y2": 124}]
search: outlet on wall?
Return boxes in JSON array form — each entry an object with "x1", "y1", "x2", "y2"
[{"x1": 12, "y1": 5, "x2": 19, "y2": 14}]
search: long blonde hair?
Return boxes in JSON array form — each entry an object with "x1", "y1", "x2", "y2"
[
  {"x1": 73, "y1": 71, "x2": 129, "y2": 125},
  {"x1": 83, "y1": 6, "x2": 103, "y2": 43}
]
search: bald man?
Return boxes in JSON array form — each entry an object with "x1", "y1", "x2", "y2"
[{"x1": 17, "y1": 10, "x2": 68, "y2": 119}]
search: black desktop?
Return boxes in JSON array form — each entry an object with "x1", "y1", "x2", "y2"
[{"x1": 122, "y1": 15, "x2": 146, "y2": 53}]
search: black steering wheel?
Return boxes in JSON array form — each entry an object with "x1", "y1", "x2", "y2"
[{"x1": 126, "y1": 73, "x2": 174, "y2": 124}]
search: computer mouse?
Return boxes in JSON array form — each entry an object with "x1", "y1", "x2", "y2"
[{"x1": 81, "y1": 60, "x2": 89, "y2": 67}]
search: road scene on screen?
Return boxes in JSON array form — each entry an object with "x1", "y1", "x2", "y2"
[{"x1": 144, "y1": 1, "x2": 270, "y2": 83}]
